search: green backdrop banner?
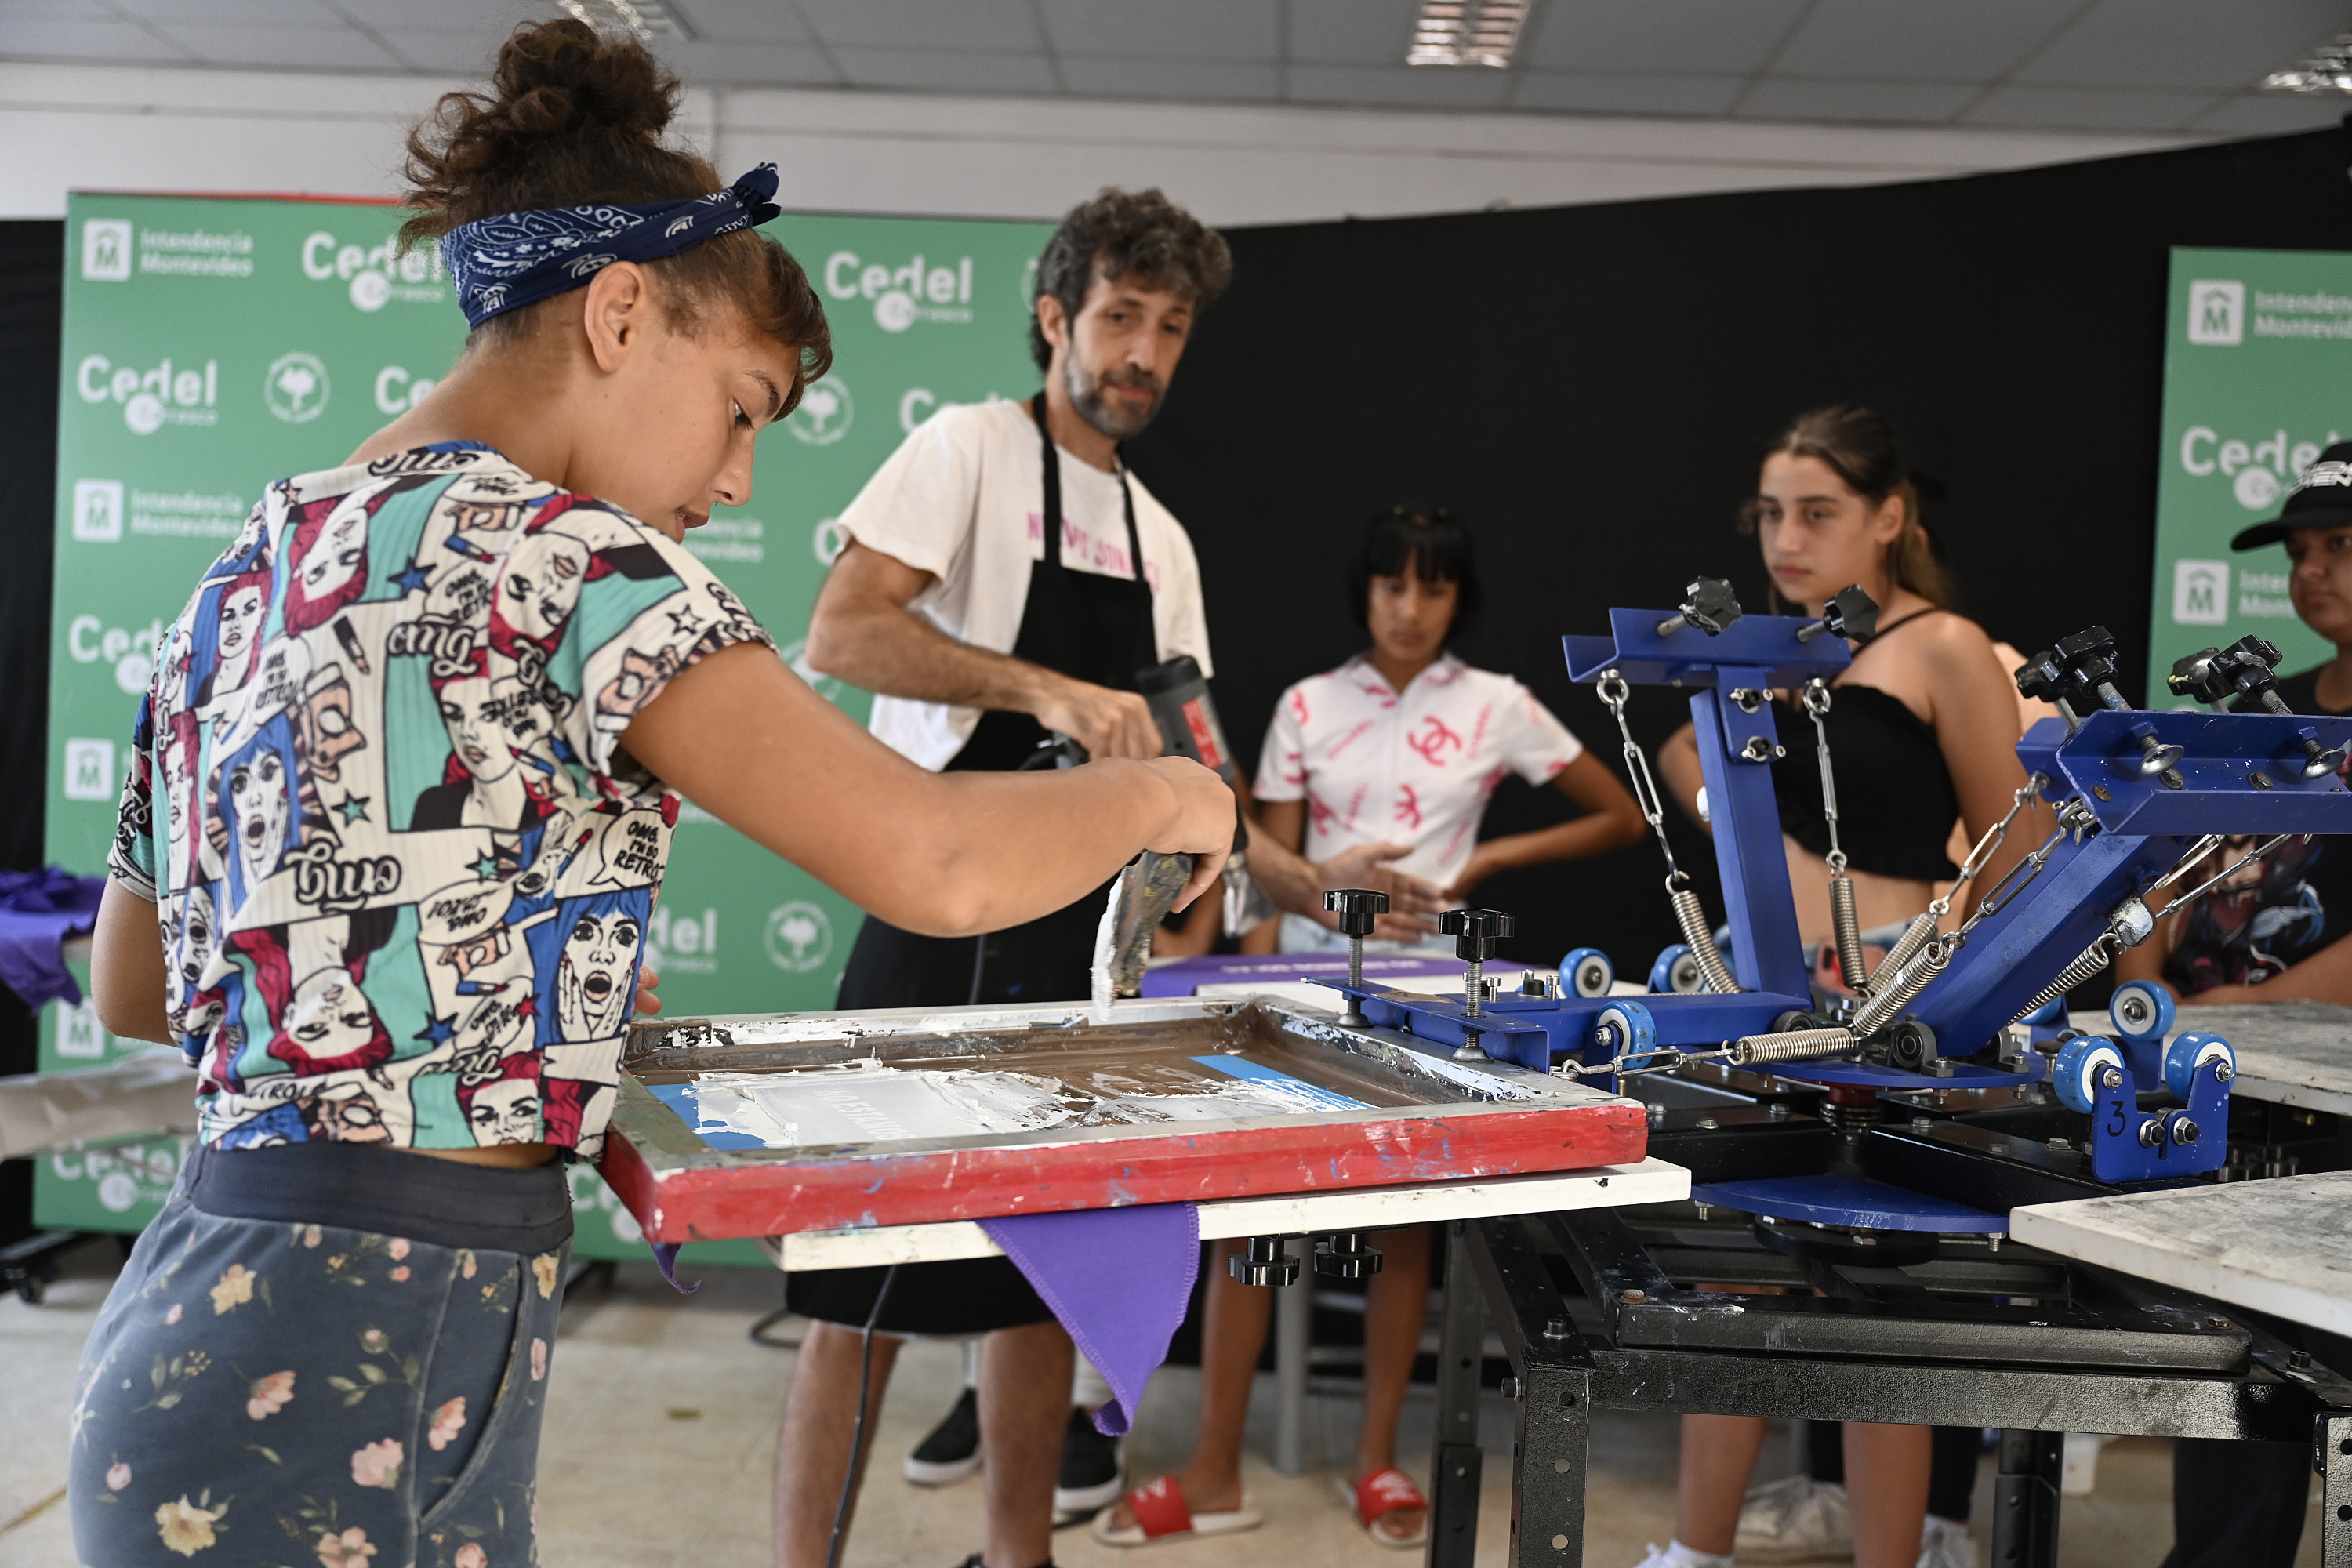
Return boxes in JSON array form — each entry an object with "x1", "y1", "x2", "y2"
[
  {"x1": 43, "y1": 192, "x2": 1056, "y2": 1256},
  {"x1": 2149, "y1": 246, "x2": 2352, "y2": 701}
]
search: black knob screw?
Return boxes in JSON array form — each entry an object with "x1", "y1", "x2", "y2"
[
  {"x1": 1795, "y1": 583, "x2": 1878, "y2": 644},
  {"x1": 1439, "y1": 907, "x2": 1513, "y2": 1060},
  {"x1": 1325, "y1": 888, "x2": 1388, "y2": 1028},
  {"x1": 1656, "y1": 576, "x2": 1742, "y2": 638},
  {"x1": 1229, "y1": 1234, "x2": 1300, "y2": 1288}
]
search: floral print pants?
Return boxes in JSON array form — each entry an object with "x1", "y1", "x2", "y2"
[{"x1": 69, "y1": 1164, "x2": 568, "y2": 1567}]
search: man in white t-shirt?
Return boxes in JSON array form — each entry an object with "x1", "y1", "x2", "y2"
[{"x1": 781, "y1": 189, "x2": 1442, "y2": 1568}]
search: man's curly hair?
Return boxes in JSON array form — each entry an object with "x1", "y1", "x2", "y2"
[{"x1": 1029, "y1": 187, "x2": 1232, "y2": 370}]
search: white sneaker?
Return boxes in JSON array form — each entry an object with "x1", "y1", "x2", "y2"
[
  {"x1": 1628, "y1": 1544, "x2": 1731, "y2": 1568},
  {"x1": 1915, "y1": 1515, "x2": 1973, "y2": 1568},
  {"x1": 1630, "y1": 1548, "x2": 1675, "y2": 1568},
  {"x1": 1733, "y1": 1475, "x2": 1852, "y2": 1563}
]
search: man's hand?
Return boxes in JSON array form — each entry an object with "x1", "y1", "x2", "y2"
[
  {"x1": 1143, "y1": 757, "x2": 1236, "y2": 910},
  {"x1": 634, "y1": 966, "x2": 662, "y2": 1018},
  {"x1": 1312, "y1": 840, "x2": 1447, "y2": 940},
  {"x1": 1033, "y1": 674, "x2": 1161, "y2": 760}
]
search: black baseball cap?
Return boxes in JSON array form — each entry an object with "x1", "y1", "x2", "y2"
[{"x1": 2230, "y1": 439, "x2": 2352, "y2": 550}]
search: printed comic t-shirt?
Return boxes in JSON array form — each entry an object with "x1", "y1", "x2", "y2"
[{"x1": 107, "y1": 445, "x2": 774, "y2": 1156}]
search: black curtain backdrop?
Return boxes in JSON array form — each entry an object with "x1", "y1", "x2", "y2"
[
  {"x1": 0, "y1": 220, "x2": 61, "y2": 1240},
  {"x1": 1129, "y1": 122, "x2": 2352, "y2": 975}
]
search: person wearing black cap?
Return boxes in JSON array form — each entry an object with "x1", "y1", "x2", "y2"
[
  {"x1": 2118, "y1": 441, "x2": 2352, "y2": 1007},
  {"x1": 2113, "y1": 443, "x2": 2352, "y2": 1568}
]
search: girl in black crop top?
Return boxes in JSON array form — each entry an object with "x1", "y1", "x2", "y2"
[{"x1": 1642, "y1": 407, "x2": 2051, "y2": 1568}]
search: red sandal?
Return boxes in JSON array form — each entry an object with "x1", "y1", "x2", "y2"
[
  {"x1": 1334, "y1": 1468, "x2": 1429, "y2": 1549},
  {"x1": 1091, "y1": 1475, "x2": 1263, "y2": 1547}
]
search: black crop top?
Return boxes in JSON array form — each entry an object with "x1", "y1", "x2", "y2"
[{"x1": 1773, "y1": 683, "x2": 1961, "y2": 881}]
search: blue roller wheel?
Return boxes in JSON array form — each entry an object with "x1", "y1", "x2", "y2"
[
  {"x1": 1650, "y1": 945, "x2": 1704, "y2": 995},
  {"x1": 2053, "y1": 1035, "x2": 2126, "y2": 1115},
  {"x1": 2107, "y1": 980, "x2": 2175, "y2": 1043},
  {"x1": 1596, "y1": 1000, "x2": 1661, "y2": 1072},
  {"x1": 2020, "y1": 994, "x2": 2067, "y2": 1029},
  {"x1": 2164, "y1": 1032, "x2": 2235, "y2": 1099},
  {"x1": 1559, "y1": 947, "x2": 1614, "y2": 998}
]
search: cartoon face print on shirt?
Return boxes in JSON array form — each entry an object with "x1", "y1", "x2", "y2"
[
  {"x1": 298, "y1": 668, "x2": 365, "y2": 787},
  {"x1": 272, "y1": 967, "x2": 392, "y2": 1076},
  {"x1": 495, "y1": 529, "x2": 591, "y2": 644},
  {"x1": 462, "y1": 1056, "x2": 544, "y2": 1146},
  {"x1": 557, "y1": 904, "x2": 639, "y2": 1041},
  {"x1": 219, "y1": 722, "x2": 300, "y2": 907},
  {"x1": 164, "y1": 881, "x2": 221, "y2": 1021},
  {"x1": 281, "y1": 501, "x2": 371, "y2": 633},
  {"x1": 593, "y1": 645, "x2": 684, "y2": 746}
]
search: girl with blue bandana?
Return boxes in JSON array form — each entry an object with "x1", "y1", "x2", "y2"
[{"x1": 74, "y1": 20, "x2": 1235, "y2": 1568}]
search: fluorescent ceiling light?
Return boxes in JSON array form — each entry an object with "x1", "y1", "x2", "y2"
[
  {"x1": 1406, "y1": 0, "x2": 1530, "y2": 68},
  {"x1": 557, "y1": 0, "x2": 692, "y2": 41},
  {"x1": 2261, "y1": 32, "x2": 2352, "y2": 93}
]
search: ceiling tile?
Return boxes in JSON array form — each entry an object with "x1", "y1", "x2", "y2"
[
  {"x1": 1287, "y1": 0, "x2": 1419, "y2": 66},
  {"x1": 1734, "y1": 77, "x2": 1978, "y2": 122},
  {"x1": 113, "y1": 0, "x2": 340, "y2": 22},
  {"x1": 371, "y1": 26, "x2": 505, "y2": 72},
  {"x1": 1039, "y1": 0, "x2": 1277, "y2": 62},
  {"x1": 1286, "y1": 63, "x2": 1514, "y2": 109},
  {"x1": 662, "y1": 0, "x2": 811, "y2": 43},
  {"x1": 653, "y1": 38, "x2": 837, "y2": 85},
  {"x1": 1770, "y1": 0, "x2": 2073, "y2": 83},
  {"x1": 1507, "y1": 69, "x2": 1745, "y2": 114},
  {"x1": 1960, "y1": 83, "x2": 2226, "y2": 130},
  {"x1": 150, "y1": 18, "x2": 405, "y2": 68},
  {"x1": 2188, "y1": 93, "x2": 2352, "y2": 133},
  {"x1": 797, "y1": 0, "x2": 1040, "y2": 54},
  {"x1": 0, "y1": 15, "x2": 191, "y2": 58},
  {"x1": 826, "y1": 45, "x2": 1058, "y2": 93},
  {"x1": 332, "y1": 0, "x2": 539, "y2": 31},
  {"x1": 1523, "y1": 0, "x2": 1809, "y2": 76},
  {"x1": 1058, "y1": 54, "x2": 1280, "y2": 100},
  {"x1": 2013, "y1": 0, "x2": 2352, "y2": 92}
]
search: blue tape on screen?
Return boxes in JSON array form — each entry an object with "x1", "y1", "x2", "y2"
[{"x1": 1189, "y1": 1054, "x2": 1370, "y2": 1111}]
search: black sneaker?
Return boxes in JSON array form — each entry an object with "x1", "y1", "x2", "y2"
[
  {"x1": 1053, "y1": 1406, "x2": 1123, "y2": 1514},
  {"x1": 906, "y1": 1387, "x2": 982, "y2": 1486}
]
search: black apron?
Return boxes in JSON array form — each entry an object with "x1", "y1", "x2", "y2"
[{"x1": 837, "y1": 394, "x2": 1159, "y2": 1010}]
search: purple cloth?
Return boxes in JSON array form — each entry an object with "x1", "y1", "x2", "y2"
[
  {"x1": 980, "y1": 1203, "x2": 1200, "y2": 1436},
  {"x1": 1139, "y1": 952, "x2": 1465, "y2": 998},
  {"x1": 0, "y1": 869, "x2": 106, "y2": 1010},
  {"x1": 648, "y1": 1241, "x2": 701, "y2": 1294}
]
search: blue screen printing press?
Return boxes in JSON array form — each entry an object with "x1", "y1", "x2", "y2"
[
  {"x1": 594, "y1": 589, "x2": 2352, "y2": 1566},
  {"x1": 1214, "y1": 586, "x2": 2352, "y2": 1568}
]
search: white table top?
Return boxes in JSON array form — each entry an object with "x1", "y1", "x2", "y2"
[
  {"x1": 2013, "y1": 1171, "x2": 2352, "y2": 1334},
  {"x1": 2180, "y1": 1002, "x2": 2352, "y2": 1116},
  {"x1": 760, "y1": 1156, "x2": 1689, "y2": 1272}
]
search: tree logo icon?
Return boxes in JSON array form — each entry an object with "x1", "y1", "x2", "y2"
[
  {"x1": 265, "y1": 351, "x2": 332, "y2": 424},
  {"x1": 764, "y1": 900, "x2": 835, "y2": 973},
  {"x1": 788, "y1": 378, "x2": 853, "y2": 446}
]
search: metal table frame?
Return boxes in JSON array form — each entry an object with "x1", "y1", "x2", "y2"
[{"x1": 1424, "y1": 1212, "x2": 2352, "y2": 1568}]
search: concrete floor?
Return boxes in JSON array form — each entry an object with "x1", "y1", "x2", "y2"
[{"x1": 0, "y1": 1242, "x2": 2323, "y2": 1567}]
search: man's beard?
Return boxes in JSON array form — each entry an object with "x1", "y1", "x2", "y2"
[{"x1": 1066, "y1": 358, "x2": 1164, "y2": 441}]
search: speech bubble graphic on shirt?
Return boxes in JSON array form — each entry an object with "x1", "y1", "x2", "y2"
[{"x1": 589, "y1": 807, "x2": 666, "y2": 890}]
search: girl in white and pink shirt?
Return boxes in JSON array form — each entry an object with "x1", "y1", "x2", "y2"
[
  {"x1": 1098, "y1": 510, "x2": 1639, "y2": 1556},
  {"x1": 1250, "y1": 507, "x2": 1643, "y2": 954}
]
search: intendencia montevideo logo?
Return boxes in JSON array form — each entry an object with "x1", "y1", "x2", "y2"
[
  {"x1": 81, "y1": 216, "x2": 255, "y2": 282},
  {"x1": 303, "y1": 227, "x2": 447, "y2": 312},
  {"x1": 823, "y1": 249, "x2": 975, "y2": 332}
]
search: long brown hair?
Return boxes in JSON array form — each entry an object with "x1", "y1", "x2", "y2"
[{"x1": 1748, "y1": 405, "x2": 1952, "y2": 608}]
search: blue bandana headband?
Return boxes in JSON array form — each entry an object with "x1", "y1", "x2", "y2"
[{"x1": 438, "y1": 162, "x2": 782, "y2": 329}]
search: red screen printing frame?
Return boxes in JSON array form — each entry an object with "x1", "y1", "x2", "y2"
[{"x1": 599, "y1": 996, "x2": 1647, "y2": 1245}]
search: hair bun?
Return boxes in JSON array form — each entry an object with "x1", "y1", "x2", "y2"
[
  {"x1": 492, "y1": 18, "x2": 677, "y2": 140},
  {"x1": 403, "y1": 18, "x2": 693, "y2": 243}
]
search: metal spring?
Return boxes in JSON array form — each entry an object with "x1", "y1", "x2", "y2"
[
  {"x1": 1828, "y1": 874, "x2": 1870, "y2": 996},
  {"x1": 1851, "y1": 939, "x2": 1951, "y2": 1036},
  {"x1": 2008, "y1": 935, "x2": 2115, "y2": 1025},
  {"x1": 1668, "y1": 885, "x2": 1744, "y2": 993},
  {"x1": 1729, "y1": 1026, "x2": 1862, "y2": 1065},
  {"x1": 1868, "y1": 912, "x2": 1938, "y2": 993}
]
